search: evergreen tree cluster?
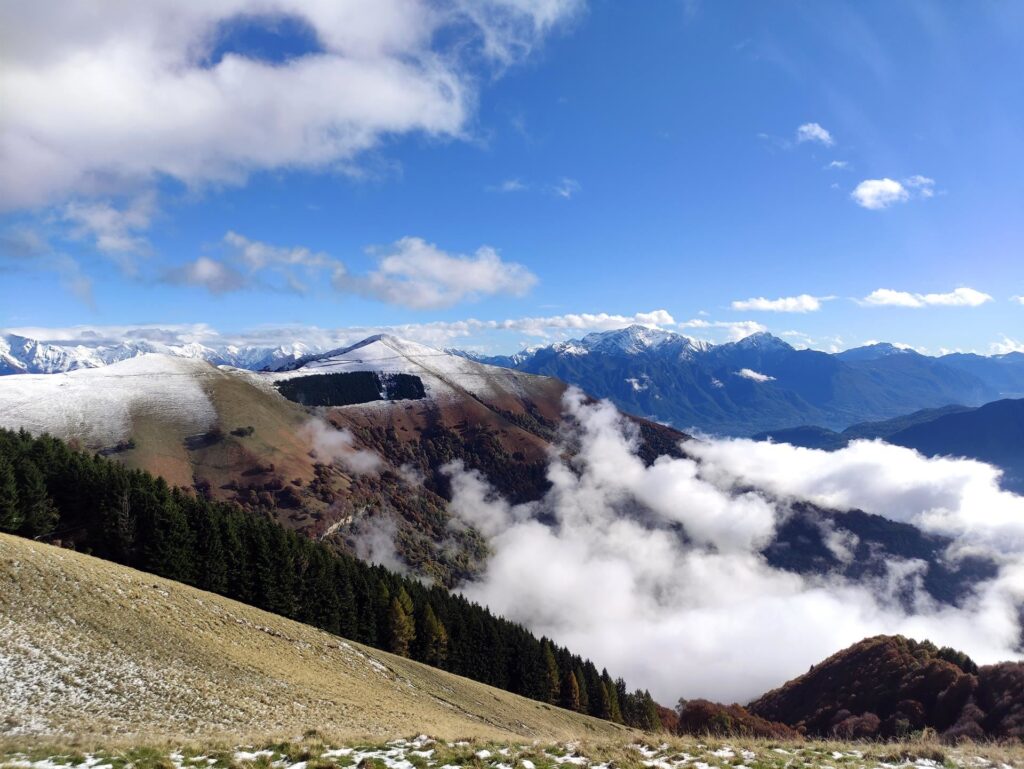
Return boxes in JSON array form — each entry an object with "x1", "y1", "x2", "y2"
[{"x1": 0, "y1": 428, "x2": 661, "y2": 731}]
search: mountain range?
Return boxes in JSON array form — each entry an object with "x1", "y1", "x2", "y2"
[
  {"x1": 0, "y1": 334, "x2": 1000, "y2": 606},
  {"x1": 7, "y1": 326, "x2": 1024, "y2": 438},
  {"x1": 466, "y1": 328, "x2": 1024, "y2": 435}
]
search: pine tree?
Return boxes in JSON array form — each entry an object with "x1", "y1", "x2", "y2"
[
  {"x1": 388, "y1": 595, "x2": 415, "y2": 656},
  {"x1": 15, "y1": 458, "x2": 58, "y2": 538},
  {"x1": 0, "y1": 455, "x2": 22, "y2": 532}
]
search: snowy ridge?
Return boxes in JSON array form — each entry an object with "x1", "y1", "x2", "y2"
[
  {"x1": 271, "y1": 334, "x2": 539, "y2": 404},
  {"x1": 0, "y1": 354, "x2": 219, "y2": 445}
]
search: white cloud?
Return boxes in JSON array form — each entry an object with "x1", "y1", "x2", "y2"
[
  {"x1": 550, "y1": 177, "x2": 581, "y2": 199},
  {"x1": 795, "y1": 122, "x2": 834, "y2": 146},
  {"x1": 491, "y1": 178, "x2": 527, "y2": 192},
  {"x1": 162, "y1": 233, "x2": 536, "y2": 307},
  {"x1": 851, "y1": 178, "x2": 909, "y2": 209},
  {"x1": 678, "y1": 318, "x2": 767, "y2": 341},
  {"x1": 861, "y1": 287, "x2": 993, "y2": 308},
  {"x1": 166, "y1": 256, "x2": 247, "y2": 294},
  {"x1": 0, "y1": 0, "x2": 580, "y2": 209},
  {"x1": 991, "y1": 337, "x2": 1024, "y2": 355},
  {"x1": 851, "y1": 175, "x2": 936, "y2": 210},
  {"x1": 905, "y1": 174, "x2": 936, "y2": 198},
  {"x1": 446, "y1": 392, "x2": 1024, "y2": 704},
  {"x1": 347, "y1": 236, "x2": 537, "y2": 309},
  {"x1": 303, "y1": 417, "x2": 382, "y2": 474},
  {"x1": 825, "y1": 160, "x2": 849, "y2": 170},
  {"x1": 3, "y1": 308, "x2": 679, "y2": 356},
  {"x1": 1013, "y1": 296, "x2": 1024, "y2": 305},
  {"x1": 735, "y1": 368, "x2": 775, "y2": 382},
  {"x1": 731, "y1": 294, "x2": 826, "y2": 313},
  {"x1": 62, "y1": 192, "x2": 156, "y2": 272}
]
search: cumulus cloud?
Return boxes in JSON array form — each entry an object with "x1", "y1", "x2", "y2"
[
  {"x1": 445, "y1": 391, "x2": 1024, "y2": 704},
  {"x1": 303, "y1": 417, "x2": 382, "y2": 473},
  {"x1": 347, "y1": 236, "x2": 538, "y2": 309},
  {"x1": 0, "y1": 0, "x2": 580, "y2": 209},
  {"x1": 735, "y1": 368, "x2": 775, "y2": 383},
  {"x1": 851, "y1": 178, "x2": 908, "y2": 209},
  {"x1": 796, "y1": 122, "x2": 834, "y2": 146},
  {"x1": 163, "y1": 232, "x2": 536, "y2": 307},
  {"x1": 731, "y1": 294, "x2": 827, "y2": 313},
  {"x1": 851, "y1": 175, "x2": 935, "y2": 210},
  {"x1": 861, "y1": 287, "x2": 993, "y2": 308},
  {"x1": 825, "y1": 160, "x2": 849, "y2": 170}
]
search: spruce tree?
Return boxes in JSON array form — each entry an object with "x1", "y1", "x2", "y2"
[
  {"x1": 0, "y1": 455, "x2": 22, "y2": 532},
  {"x1": 15, "y1": 458, "x2": 58, "y2": 538}
]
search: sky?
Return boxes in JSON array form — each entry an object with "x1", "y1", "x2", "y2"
[{"x1": 2, "y1": 0, "x2": 1023, "y2": 355}]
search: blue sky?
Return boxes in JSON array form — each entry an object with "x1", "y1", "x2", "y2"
[{"x1": 2, "y1": 0, "x2": 1023, "y2": 354}]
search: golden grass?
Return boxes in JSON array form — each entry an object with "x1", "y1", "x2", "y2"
[{"x1": 0, "y1": 534, "x2": 633, "y2": 744}]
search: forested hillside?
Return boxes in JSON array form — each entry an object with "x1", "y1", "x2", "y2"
[{"x1": 0, "y1": 427, "x2": 660, "y2": 731}]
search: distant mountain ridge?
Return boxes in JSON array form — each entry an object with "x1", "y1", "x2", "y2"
[
  {"x1": 7, "y1": 325, "x2": 1024, "y2": 438},
  {"x1": 0, "y1": 332, "x2": 318, "y2": 374},
  {"x1": 464, "y1": 326, "x2": 1024, "y2": 435},
  {"x1": 758, "y1": 399, "x2": 1024, "y2": 492}
]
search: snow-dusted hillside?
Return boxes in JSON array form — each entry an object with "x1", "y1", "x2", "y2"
[
  {"x1": 0, "y1": 354, "x2": 220, "y2": 445},
  {"x1": 272, "y1": 334, "x2": 551, "y2": 405}
]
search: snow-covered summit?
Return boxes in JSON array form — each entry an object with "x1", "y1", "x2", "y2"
[{"x1": 271, "y1": 334, "x2": 541, "y2": 404}]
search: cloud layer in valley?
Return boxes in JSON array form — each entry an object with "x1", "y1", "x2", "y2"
[{"x1": 443, "y1": 391, "x2": 1024, "y2": 705}]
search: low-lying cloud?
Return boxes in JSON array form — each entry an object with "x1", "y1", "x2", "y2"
[
  {"x1": 444, "y1": 390, "x2": 1024, "y2": 705},
  {"x1": 303, "y1": 417, "x2": 382, "y2": 474}
]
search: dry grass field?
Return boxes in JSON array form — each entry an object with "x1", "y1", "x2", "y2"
[
  {"x1": 0, "y1": 534, "x2": 631, "y2": 743},
  {"x1": 0, "y1": 733, "x2": 1021, "y2": 769}
]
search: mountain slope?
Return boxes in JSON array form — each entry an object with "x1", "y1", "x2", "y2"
[
  {"x1": 0, "y1": 338, "x2": 1003, "y2": 605},
  {"x1": 482, "y1": 327, "x2": 1008, "y2": 435},
  {"x1": 0, "y1": 533, "x2": 631, "y2": 741},
  {"x1": 0, "y1": 341, "x2": 682, "y2": 584},
  {"x1": 747, "y1": 635, "x2": 1023, "y2": 741}
]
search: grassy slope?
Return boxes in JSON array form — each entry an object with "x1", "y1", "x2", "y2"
[{"x1": 0, "y1": 534, "x2": 632, "y2": 743}]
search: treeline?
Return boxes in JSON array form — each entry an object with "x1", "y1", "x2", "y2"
[{"x1": 0, "y1": 428, "x2": 660, "y2": 730}]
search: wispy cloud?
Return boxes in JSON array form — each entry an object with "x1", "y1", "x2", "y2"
[
  {"x1": 165, "y1": 256, "x2": 247, "y2": 295},
  {"x1": 861, "y1": 287, "x2": 993, "y2": 308},
  {"x1": 61, "y1": 191, "x2": 156, "y2": 273},
  {"x1": 731, "y1": 294, "x2": 829, "y2": 313},
  {"x1": 550, "y1": 177, "x2": 581, "y2": 199}
]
